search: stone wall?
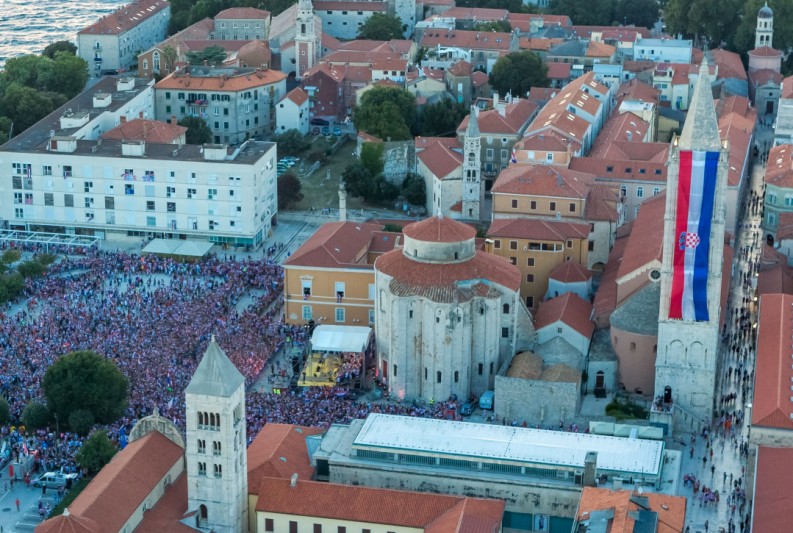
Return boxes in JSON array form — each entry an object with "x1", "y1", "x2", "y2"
[{"x1": 495, "y1": 375, "x2": 580, "y2": 427}]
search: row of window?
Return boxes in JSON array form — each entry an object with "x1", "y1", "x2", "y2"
[
  {"x1": 16, "y1": 192, "x2": 243, "y2": 214},
  {"x1": 301, "y1": 306, "x2": 376, "y2": 324},
  {"x1": 13, "y1": 208, "x2": 240, "y2": 231},
  {"x1": 265, "y1": 521, "x2": 377, "y2": 533},
  {"x1": 494, "y1": 239, "x2": 575, "y2": 251},
  {"x1": 196, "y1": 439, "x2": 223, "y2": 455},
  {"x1": 509, "y1": 198, "x2": 578, "y2": 213},
  {"x1": 10, "y1": 163, "x2": 248, "y2": 184},
  {"x1": 197, "y1": 412, "x2": 222, "y2": 430},
  {"x1": 765, "y1": 193, "x2": 793, "y2": 207},
  {"x1": 196, "y1": 462, "x2": 223, "y2": 478},
  {"x1": 619, "y1": 186, "x2": 661, "y2": 198},
  {"x1": 606, "y1": 165, "x2": 664, "y2": 176}
]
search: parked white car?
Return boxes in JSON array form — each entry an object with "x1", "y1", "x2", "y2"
[{"x1": 33, "y1": 471, "x2": 79, "y2": 488}]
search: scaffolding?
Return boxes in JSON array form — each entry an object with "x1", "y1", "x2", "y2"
[{"x1": 0, "y1": 229, "x2": 101, "y2": 250}]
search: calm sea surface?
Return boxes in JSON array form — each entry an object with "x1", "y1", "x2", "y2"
[{"x1": 0, "y1": 0, "x2": 127, "y2": 66}]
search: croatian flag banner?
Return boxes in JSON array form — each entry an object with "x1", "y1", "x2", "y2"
[{"x1": 669, "y1": 150, "x2": 719, "y2": 321}]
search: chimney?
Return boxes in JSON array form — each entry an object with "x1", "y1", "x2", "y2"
[
  {"x1": 583, "y1": 451, "x2": 597, "y2": 486},
  {"x1": 290, "y1": 473, "x2": 298, "y2": 487},
  {"x1": 493, "y1": 92, "x2": 499, "y2": 108},
  {"x1": 172, "y1": 115, "x2": 177, "y2": 125},
  {"x1": 120, "y1": 115, "x2": 127, "y2": 124}
]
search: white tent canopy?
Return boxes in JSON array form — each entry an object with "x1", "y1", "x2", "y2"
[
  {"x1": 142, "y1": 239, "x2": 214, "y2": 257},
  {"x1": 311, "y1": 325, "x2": 372, "y2": 353}
]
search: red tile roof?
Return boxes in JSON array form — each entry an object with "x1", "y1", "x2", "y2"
[
  {"x1": 458, "y1": 99, "x2": 537, "y2": 136},
  {"x1": 101, "y1": 119, "x2": 186, "y2": 144},
  {"x1": 752, "y1": 447, "x2": 793, "y2": 533},
  {"x1": 134, "y1": 473, "x2": 196, "y2": 533},
  {"x1": 749, "y1": 45, "x2": 783, "y2": 58},
  {"x1": 247, "y1": 424, "x2": 323, "y2": 493},
  {"x1": 487, "y1": 218, "x2": 590, "y2": 241},
  {"x1": 782, "y1": 75, "x2": 793, "y2": 99},
  {"x1": 67, "y1": 432, "x2": 184, "y2": 532},
  {"x1": 155, "y1": 67, "x2": 287, "y2": 91},
  {"x1": 508, "y1": 13, "x2": 572, "y2": 29},
  {"x1": 284, "y1": 222, "x2": 395, "y2": 269},
  {"x1": 616, "y1": 78, "x2": 660, "y2": 105},
  {"x1": 570, "y1": 147, "x2": 668, "y2": 182},
  {"x1": 35, "y1": 513, "x2": 101, "y2": 533},
  {"x1": 517, "y1": 131, "x2": 573, "y2": 152},
  {"x1": 616, "y1": 192, "x2": 665, "y2": 281},
  {"x1": 403, "y1": 216, "x2": 476, "y2": 243},
  {"x1": 442, "y1": 7, "x2": 508, "y2": 21},
  {"x1": 491, "y1": 164, "x2": 595, "y2": 199},
  {"x1": 549, "y1": 260, "x2": 591, "y2": 283},
  {"x1": 215, "y1": 7, "x2": 270, "y2": 19},
  {"x1": 586, "y1": 41, "x2": 615, "y2": 58},
  {"x1": 420, "y1": 30, "x2": 514, "y2": 51},
  {"x1": 764, "y1": 144, "x2": 793, "y2": 188},
  {"x1": 584, "y1": 183, "x2": 620, "y2": 222},
  {"x1": 285, "y1": 87, "x2": 309, "y2": 106},
  {"x1": 472, "y1": 70, "x2": 489, "y2": 87},
  {"x1": 417, "y1": 141, "x2": 464, "y2": 179},
  {"x1": 748, "y1": 68, "x2": 783, "y2": 87},
  {"x1": 718, "y1": 105, "x2": 755, "y2": 187},
  {"x1": 519, "y1": 37, "x2": 562, "y2": 52},
  {"x1": 256, "y1": 477, "x2": 504, "y2": 531},
  {"x1": 546, "y1": 62, "x2": 571, "y2": 80},
  {"x1": 376, "y1": 249, "x2": 521, "y2": 295},
  {"x1": 313, "y1": 0, "x2": 387, "y2": 11},
  {"x1": 448, "y1": 60, "x2": 472, "y2": 77},
  {"x1": 415, "y1": 136, "x2": 461, "y2": 151},
  {"x1": 571, "y1": 25, "x2": 650, "y2": 39},
  {"x1": 711, "y1": 48, "x2": 747, "y2": 81},
  {"x1": 753, "y1": 293, "x2": 793, "y2": 430},
  {"x1": 577, "y1": 487, "x2": 686, "y2": 533},
  {"x1": 535, "y1": 292, "x2": 594, "y2": 339},
  {"x1": 592, "y1": 235, "x2": 628, "y2": 324},
  {"x1": 590, "y1": 112, "x2": 650, "y2": 154},
  {"x1": 78, "y1": 0, "x2": 169, "y2": 35}
]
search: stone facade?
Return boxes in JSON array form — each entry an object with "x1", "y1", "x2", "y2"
[{"x1": 495, "y1": 373, "x2": 580, "y2": 426}]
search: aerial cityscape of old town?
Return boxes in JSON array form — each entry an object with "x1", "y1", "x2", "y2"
[{"x1": 0, "y1": 0, "x2": 788, "y2": 532}]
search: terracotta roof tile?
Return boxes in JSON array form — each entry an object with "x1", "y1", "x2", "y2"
[
  {"x1": 420, "y1": 30, "x2": 514, "y2": 51},
  {"x1": 376, "y1": 250, "x2": 521, "y2": 295},
  {"x1": 718, "y1": 107, "x2": 755, "y2": 187},
  {"x1": 506, "y1": 351, "x2": 544, "y2": 379},
  {"x1": 546, "y1": 62, "x2": 571, "y2": 80},
  {"x1": 247, "y1": 424, "x2": 323, "y2": 493},
  {"x1": 549, "y1": 260, "x2": 591, "y2": 283},
  {"x1": 35, "y1": 513, "x2": 101, "y2": 533},
  {"x1": 284, "y1": 222, "x2": 394, "y2": 269},
  {"x1": 616, "y1": 78, "x2": 660, "y2": 105},
  {"x1": 577, "y1": 487, "x2": 686, "y2": 533},
  {"x1": 592, "y1": 235, "x2": 628, "y2": 324},
  {"x1": 711, "y1": 48, "x2": 747, "y2": 81},
  {"x1": 584, "y1": 183, "x2": 620, "y2": 222},
  {"x1": 570, "y1": 152, "x2": 667, "y2": 182},
  {"x1": 519, "y1": 37, "x2": 561, "y2": 51},
  {"x1": 442, "y1": 7, "x2": 508, "y2": 21},
  {"x1": 776, "y1": 212, "x2": 793, "y2": 241},
  {"x1": 782, "y1": 75, "x2": 793, "y2": 99},
  {"x1": 753, "y1": 293, "x2": 793, "y2": 429},
  {"x1": 78, "y1": 0, "x2": 169, "y2": 36},
  {"x1": 313, "y1": 0, "x2": 386, "y2": 11},
  {"x1": 472, "y1": 70, "x2": 489, "y2": 87},
  {"x1": 101, "y1": 119, "x2": 186, "y2": 144},
  {"x1": 586, "y1": 41, "x2": 615, "y2": 58},
  {"x1": 133, "y1": 473, "x2": 196, "y2": 533},
  {"x1": 215, "y1": 7, "x2": 270, "y2": 19},
  {"x1": 616, "y1": 192, "x2": 665, "y2": 280},
  {"x1": 517, "y1": 131, "x2": 574, "y2": 152},
  {"x1": 749, "y1": 68, "x2": 783, "y2": 86},
  {"x1": 492, "y1": 164, "x2": 596, "y2": 198},
  {"x1": 256, "y1": 477, "x2": 503, "y2": 530},
  {"x1": 458, "y1": 99, "x2": 537, "y2": 136},
  {"x1": 285, "y1": 87, "x2": 309, "y2": 106},
  {"x1": 571, "y1": 25, "x2": 650, "y2": 39},
  {"x1": 590, "y1": 112, "x2": 649, "y2": 154},
  {"x1": 417, "y1": 141, "x2": 464, "y2": 179},
  {"x1": 508, "y1": 13, "x2": 572, "y2": 29},
  {"x1": 67, "y1": 432, "x2": 184, "y2": 532},
  {"x1": 415, "y1": 136, "x2": 460, "y2": 151},
  {"x1": 487, "y1": 218, "x2": 590, "y2": 241},
  {"x1": 764, "y1": 144, "x2": 793, "y2": 188},
  {"x1": 155, "y1": 67, "x2": 286, "y2": 91},
  {"x1": 753, "y1": 447, "x2": 793, "y2": 533},
  {"x1": 403, "y1": 216, "x2": 476, "y2": 243},
  {"x1": 535, "y1": 292, "x2": 594, "y2": 338},
  {"x1": 749, "y1": 45, "x2": 782, "y2": 57}
]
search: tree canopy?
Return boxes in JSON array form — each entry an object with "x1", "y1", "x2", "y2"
[
  {"x1": 614, "y1": 0, "x2": 660, "y2": 29},
  {"x1": 358, "y1": 13, "x2": 405, "y2": 40},
  {"x1": 42, "y1": 41, "x2": 77, "y2": 59},
  {"x1": 733, "y1": 0, "x2": 793, "y2": 56},
  {"x1": 42, "y1": 350, "x2": 129, "y2": 428},
  {"x1": 169, "y1": 0, "x2": 297, "y2": 34},
  {"x1": 178, "y1": 116, "x2": 213, "y2": 144},
  {"x1": 663, "y1": 0, "x2": 742, "y2": 47},
  {"x1": 0, "y1": 252, "x2": 54, "y2": 304},
  {"x1": 548, "y1": 0, "x2": 616, "y2": 26},
  {"x1": 415, "y1": 99, "x2": 469, "y2": 137},
  {"x1": 76, "y1": 430, "x2": 117, "y2": 474},
  {"x1": 489, "y1": 51, "x2": 548, "y2": 98},
  {"x1": 354, "y1": 86, "x2": 416, "y2": 141},
  {"x1": 277, "y1": 171, "x2": 303, "y2": 209},
  {"x1": 186, "y1": 45, "x2": 227, "y2": 66},
  {"x1": 22, "y1": 401, "x2": 51, "y2": 430},
  {"x1": 274, "y1": 129, "x2": 310, "y2": 156},
  {"x1": 473, "y1": 20, "x2": 512, "y2": 33}
]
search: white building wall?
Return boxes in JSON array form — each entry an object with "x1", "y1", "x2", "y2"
[
  {"x1": 0, "y1": 143, "x2": 277, "y2": 245},
  {"x1": 633, "y1": 39, "x2": 692, "y2": 64},
  {"x1": 257, "y1": 512, "x2": 423, "y2": 533},
  {"x1": 546, "y1": 279, "x2": 590, "y2": 301},
  {"x1": 320, "y1": 9, "x2": 380, "y2": 40},
  {"x1": 275, "y1": 98, "x2": 310, "y2": 135},
  {"x1": 536, "y1": 322, "x2": 588, "y2": 358}
]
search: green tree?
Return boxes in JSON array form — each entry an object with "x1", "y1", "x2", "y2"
[
  {"x1": 161, "y1": 45, "x2": 178, "y2": 75},
  {"x1": 473, "y1": 20, "x2": 512, "y2": 33},
  {"x1": 734, "y1": 0, "x2": 793, "y2": 56},
  {"x1": 0, "y1": 273, "x2": 25, "y2": 304},
  {"x1": 342, "y1": 160, "x2": 376, "y2": 200},
  {"x1": 614, "y1": 0, "x2": 659, "y2": 29},
  {"x1": 360, "y1": 142, "x2": 385, "y2": 178},
  {"x1": 416, "y1": 99, "x2": 468, "y2": 137},
  {"x1": 22, "y1": 401, "x2": 51, "y2": 430},
  {"x1": 42, "y1": 350, "x2": 129, "y2": 426},
  {"x1": 274, "y1": 129, "x2": 310, "y2": 156},
  {"x1": 0, "y1": 398, "x2": 10, "y2": 426},
  {"x1": 178, "y1": 116, "x2": 213, "y2": 144},
  {"x1": 186, "y1": 45, "x2": 227, "y2": 66},
  {"x1": 48, "y1": 52, "x2": 89, "y2": 99},
  {"x1": 489, "y1": 51, "x2": 548, "y2": 98},
  {"x1": 402, "y1": 173, "x2": 426, "y2": 206},
  {"x1": 277, "y1": 171, "x2": 303, "y2": 209},
  {"x1": 16, "y1": 259, "x2": 47, "y2": 278},
  {"x1": 2, "y1": 55, "x2": 54, "y2": 91},
  {"x1": 355, "y1": 87, "x2": 416, "y2": 141},
  {"x1": 357, "y1": 13, "x2": 405, "y2": 40},
  {"x1": 455, "y1": 0, "x2": 523, "y2": 11},
  {"x1": 188, "y1": 0, "x2": 225, "y2": 25},
  {"x1": 42, "y1": 41, "x2": 77, "y2": 59},
  {"x1": 0, "y1": 116, "x2": 12, "y2": 145},
  {"x1": 76, "y1": 430, "x2": 117, "y2": 473},
  {"x1": 68, "y1": 409, "x2": 95, "y2": 436},
  {"x1": 0, "y1": 84, "x2": 56, "y2": 132},
  {"x1": 548, "y1": 0, "x2": 616, "y2": 25},
  {"x1": 663, "y1": 0, "x2": 742, "y2": 46}
]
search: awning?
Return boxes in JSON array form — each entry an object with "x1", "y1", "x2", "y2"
[
  {"x1": 142, "y1": 239, "x2": 214, "y2": 258},
  {"x1": 310, "y1": 325, "x2": 372, "y2": 353}
]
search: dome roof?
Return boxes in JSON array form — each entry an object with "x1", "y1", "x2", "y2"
[
  {"x1": 759, "y1": 2, "x2": 773, "y2": 18},
  {"x1": 402, "y1": 216, "x2": 476, "y2": 243}
]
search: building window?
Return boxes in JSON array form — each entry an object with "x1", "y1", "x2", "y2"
[
  {"x1": 302, "y1": 305, "x2": 312, "y2": 320},
  {"x1": 437, "y1": 371, "x2": 442, "y2": 383},
  {"x1": 526, "y1": 274, "x2": 534, "y2": 282},
  {"x1": 620, "y1": 185, "x2": 627, "y2": 197},
  {"x1": 550, "y1": 201, "x2": 557, "y2": 211},
  {"x1": 290, "y1": 523, "x2": 298, "y2": 533},
  {"x1": 335, "y1": 307, "x2": 345, "y2": 322},
  {"x1": 501, "y1": 327, "x2": 509, "y2": 338},
  {"x1": 213, "y1": 441, "x2": 221, "y2": 455},
  {"x1": 265, "y1": 519, "x2": 274, "y2": 532},
  {"x1": 393, "y1": 364, "x2": 397, "y2": 377},
  {"x1": 44, "y1": 193, "x2": 54, "y2": 206},
  {"x1": 526, "y1": 296, "x2": 534, "y2": 307},
  {"x1": 454, "y1": 370, "x2": 459, "y2": 383},
  {"x1": 146, "y1": 201, "x2": 155, "y2": 211},
  {"x1": 167, "y1": 202, "x2": 176, "y2": 212},
  {"x1": 197, "y1": 439, "x2": 205, "y2": 454},
  {"x1": 478, "y1": 363, "x2": 483, "y2": 375},
  {"x1": 588, "y1": 240, "x2": 594, "y2": 251},
  {"x1": 314, "y1": 525, "x2": 322, "y2": 533},
  {"x1": 425, "y1": 367, "x2": 428, "y2": 380},
  {"x1": 527, "y1": 257, "x2": 535, "y2": 267},
  {"x1": 64, "y1": 194, "x2": 74, "y2": 207},
  {"x1": 509, "y1": 240, "x2": 518, "y2": 250},
  {"x1": 503, "y1": 303, "x2": 510, "y2": 313},
  {"x1": 510, "y1": 256, "x2": 517, "y2": 265},
  {"x1": 493, "y1": 239, "x2": 501, "y2": 249},
  {"x1": 567, "y1": 240, "x2": 573, "y2": 248},
  {"x1": 125, "y1": 184, "x2": 134, "y2": 195},
  {"x1": 198, "y1": 462, "x2": 206, "y2": 476},
  {"x1": 653, "y1": 187, "x2": 660, "y2": 195},
  {"x1": 569, "y1": 202, "x2": 576, "y2": 212},
  {"x1": 214, "y1": 464, "x2": 222, "y2": 478},
  {"x1": 530, "y1": 200, "x2": 537, "y2": 210},
  {"x1": 637, "y1": 187, "x2": 644, "y2": 198},
  {"x1": 511, "y1": 199, "x2": 518, "y2": 209}
]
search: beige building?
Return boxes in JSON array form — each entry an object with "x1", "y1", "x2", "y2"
[
  {"x1": 486, "y1": 218, "x2": 589, "y2": 312},
  {"x1": 283, "y1": 221, "x2": 399, "y2": 327}
]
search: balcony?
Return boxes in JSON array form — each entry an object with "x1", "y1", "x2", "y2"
[{"x1": 94, "y1": 57, "x2": 103, "y2": 63}]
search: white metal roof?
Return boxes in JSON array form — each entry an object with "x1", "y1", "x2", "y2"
[
  {"x1": 353, "y1": 414, "x2": 663, "y2": 475},
  {"x1": 142, "y1": 239, "x2": 214, "y2": 257},
  {"x1": 311, "y1": 325, "x2": 372, "y2": 353}
]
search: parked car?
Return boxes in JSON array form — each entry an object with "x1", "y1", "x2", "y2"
[
  {"x1": 311, "y1": 127, "x2": 321, "y2": 135},
  {"x1": 311, "y1": 118, "x2": 329, "y2": 126},
  {"x1": 281, "y1": 156, "x2": 300, "y2": 164},
  {"x1": 479, "y1": 390, "x2": 495, "y2": 410},
  {"x1": 33, "y1": 471, "x2": 79, "y2": 489},
  {"x1": 460, "y1": 402, "x2": 473, "y2": 416},
  {"x1": 321, "y1": 126, "x2": 331, "y2": 136},
  {"x1": 332, "y1": 126, "x2": 342, "y2": 136},
  {"x1": 279, "y1": 159, "x2": 295, "y2": 168}
]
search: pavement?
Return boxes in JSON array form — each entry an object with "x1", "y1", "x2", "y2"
[{"x1": 0, "y1": 477, "x2": 62, "y2": 533}]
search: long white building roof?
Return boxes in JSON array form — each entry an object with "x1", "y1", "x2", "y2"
[{"x1": 353, "y1": 414, "x2": 663, "y2": 475}]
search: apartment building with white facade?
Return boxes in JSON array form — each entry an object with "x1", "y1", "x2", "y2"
[
  {"x1": 154, "y1": 66, "x2": 287, "y2": 145},
  {"x1": 78, "y1": 0, "x2": 171, "y2": 74},
  {"x1": 0, "y1": 77, "x2": 277, "y2": 247}
]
